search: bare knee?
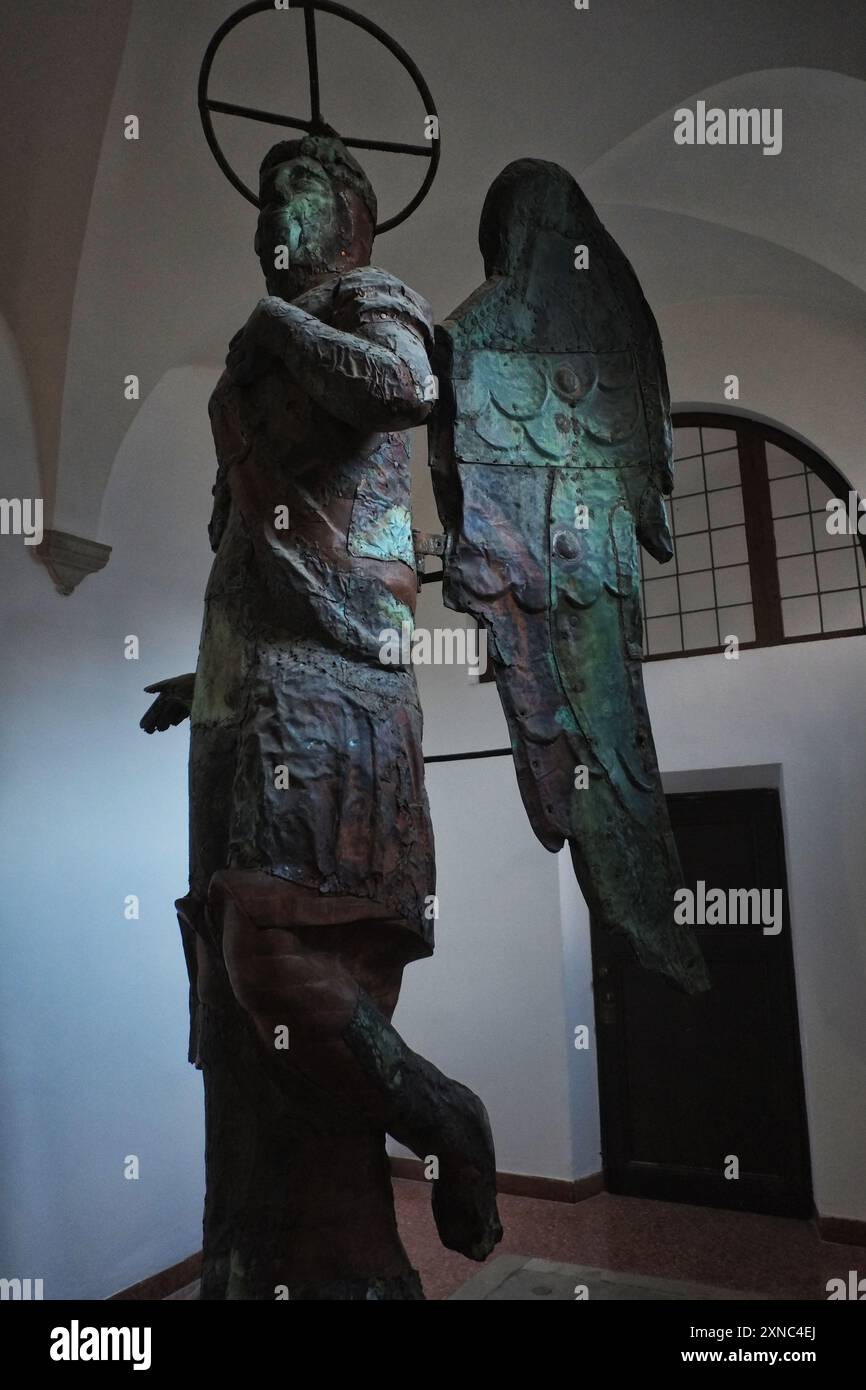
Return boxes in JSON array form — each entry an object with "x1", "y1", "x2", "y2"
[{"x1": 209, "y1": 875, "x2": 355, "y2": 1035}]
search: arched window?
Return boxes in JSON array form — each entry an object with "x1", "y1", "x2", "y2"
[{"x1": 640, "y1": 412, "x2": 866, "y2": 659}]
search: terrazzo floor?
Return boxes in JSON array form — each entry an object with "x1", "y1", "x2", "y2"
[
  {"x1": 392, "y1": 1181, "x2": 866, "y2": 1301},
  {"x1": 448, "y1": 1255, "x2": 769, "y2": 1300},
  {"x1": 164, "y1": 1183, "x2": 866, "y2": 1300}
]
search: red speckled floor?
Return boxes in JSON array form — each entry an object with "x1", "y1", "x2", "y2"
[{"x1": 392, "y1": 1180, "x2": 866, "y2": 1301}]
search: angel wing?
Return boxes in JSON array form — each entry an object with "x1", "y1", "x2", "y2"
[{"x1": 428, "y1": 159, "x2": 708, "y2": 994}]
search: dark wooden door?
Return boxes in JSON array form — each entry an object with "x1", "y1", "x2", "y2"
[{"x1": 592, "y1": 788, "x2": 813, "y2": 1216}]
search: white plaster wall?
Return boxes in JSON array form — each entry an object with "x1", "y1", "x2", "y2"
[
  {"x1": 0, "y1": 363, "x2": 217, "y2": 1298},
  {"x1": 393, "y1": 582, "x2": 598, "y2": 1185},
  {"x1": 392, "y1": 756, "x2": 575, "y2": 1183}
]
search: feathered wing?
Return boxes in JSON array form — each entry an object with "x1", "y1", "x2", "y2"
[{"x1": 428, "y1": 161, "x2": 708, "y2": 993}]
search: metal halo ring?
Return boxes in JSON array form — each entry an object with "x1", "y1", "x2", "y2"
[{"x1": 198, "y1": 0, "x2": 441, "y2": 234}]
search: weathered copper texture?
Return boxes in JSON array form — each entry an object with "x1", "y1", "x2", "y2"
[
  {"x1": 429, "y1": 158, "x2": 709, "y2": 994},
  {"x1": 142, "y1": 135, "x2": 501, "y2": 1299}
]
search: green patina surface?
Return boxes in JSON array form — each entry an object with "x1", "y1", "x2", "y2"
[
  {"x1": 348, "y1": 497, "x2": 416, "y2": 568},
  {"x1": 429, "y1": 157, "x2": 708, "y2": 994}
]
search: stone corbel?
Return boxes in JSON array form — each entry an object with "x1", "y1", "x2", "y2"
[{"x1": 36, "y1": 529, "x2": 112, "y2": 596}]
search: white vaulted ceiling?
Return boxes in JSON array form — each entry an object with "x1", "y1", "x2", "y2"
[
  {"x1": 582, "y1": 68, "x2": 866, "y2": 300},
  {"x1": 0, "y1": 0, "x2": 132, "y2": 516},
  {"x1": 2, "y1": 0, "x2": 865, "y2": 556}
]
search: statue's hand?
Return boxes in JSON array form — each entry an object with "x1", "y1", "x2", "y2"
[
  {"x1": 226, "y1": 297, "x2": 291, "y2": 386},
  {"x1": 140, "y1": 673, "x2": 196, "y2": 734}
]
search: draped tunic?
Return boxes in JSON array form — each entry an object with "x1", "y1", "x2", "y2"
[{"x1": 187, "y1": 267, "x2": 436, "y2": 959}]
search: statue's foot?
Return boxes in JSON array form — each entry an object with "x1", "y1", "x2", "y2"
[
  {"x1": 337, "y1": 987, "x2": 503, "y2": 1259},
  {"x1": 430, "y1": 1083, "x2": 503, "y2": 1261}
]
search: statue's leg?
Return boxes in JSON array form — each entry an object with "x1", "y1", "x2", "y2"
[
  {"x1": 184, "y1": 726, "x2": 428, "y2": 1297},
  {"x1": 193, "y1": 925, "x2": 425, "y2": 1300},
  {"x1": 210, "y1": 870, "x2": 503, "y2": 1265}
]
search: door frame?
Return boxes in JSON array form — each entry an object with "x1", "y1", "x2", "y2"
[{"x1": 592, "y1": 786, "x2": 814, "y2": 1217}]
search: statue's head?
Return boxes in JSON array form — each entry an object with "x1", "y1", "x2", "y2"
[{"x1": 255, "y1": 133, "x2": 377, "y2": 297}]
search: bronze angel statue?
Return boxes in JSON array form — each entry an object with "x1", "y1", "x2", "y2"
[
  {"x1": 143, "y1": 135, "x2": 501, "y2": 1301},
  {"x1": 141, "y1": 138, "x2": 705, "y2": 1301}
]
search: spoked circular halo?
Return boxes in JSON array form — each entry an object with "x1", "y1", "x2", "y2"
[{"x1": 198, "y1": 0, "x2": 441, "y2": 233}]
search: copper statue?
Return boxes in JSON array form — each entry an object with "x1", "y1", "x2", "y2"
[
  {"x1": 142, "y1": 134, "x2": 502, "y2": 1299},
  {"x1": 140, "y1": 3, "x2": 705, "y2": 1303}
]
